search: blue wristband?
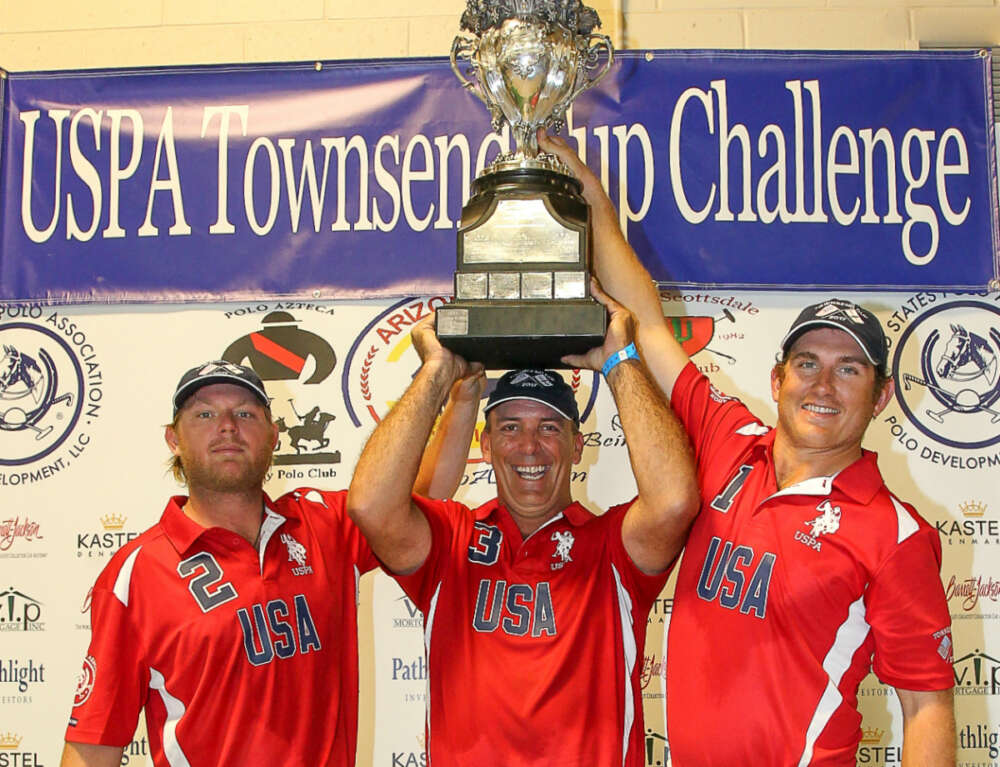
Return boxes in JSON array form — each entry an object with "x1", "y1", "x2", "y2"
[{"x1": 602, "y1": 343, "x2": 639, "y2": 377}]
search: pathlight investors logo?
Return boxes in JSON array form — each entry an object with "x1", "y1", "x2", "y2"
[
  {"x1": 884, "y1": 296, "x2": 1000, "y2": 468},
  {"x1": 0, "y1": 308, "x2": 103, "y2": 486}
]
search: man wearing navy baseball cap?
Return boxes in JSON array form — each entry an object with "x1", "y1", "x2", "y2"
[
  {"x1": 61, "y1": 359, "x2": 473, "y2": 767},
  {"x1": 347, "y1": 285, "x2": 699, "y2": 767},
  {"x1": 541, "y1": 128, "x2": 955, "y2": 767}
]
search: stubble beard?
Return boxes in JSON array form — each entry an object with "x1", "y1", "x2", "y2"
[{"x1": 183, "y1": 448, "x2": 272, "y2": 494}]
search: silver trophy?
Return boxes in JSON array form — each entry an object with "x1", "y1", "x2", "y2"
[{"x1": 435, "y1": 0, "x2": 614, "y2": 370}]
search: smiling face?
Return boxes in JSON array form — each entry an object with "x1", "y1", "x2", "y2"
[
  {"x1": 165, "y1": 383, "x2": 278, "y2": 494},
  {"x1": 481, "y1": 399, "x2": 584, "y2": 537},
  {"x1": 771, "y1": 327, "x2": 894, "y2": 461}
]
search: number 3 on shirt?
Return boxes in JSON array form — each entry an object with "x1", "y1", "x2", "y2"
[{"x1": 468, "y1": 522, "x2": 502, "y2": 566}]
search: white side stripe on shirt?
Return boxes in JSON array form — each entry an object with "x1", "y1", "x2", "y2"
[
  {"x1": 113, "y1": 547, "x2": 143, "y2": 607},
  {"x1": 796, "y1": 595, "x2": 870, "y2": 767},
  {"x1": 612, "y1": 565, "x2": 638, "y2": 767},
  {"x1": 149, "y1": 667, "x2": 192, "y2": 767}
]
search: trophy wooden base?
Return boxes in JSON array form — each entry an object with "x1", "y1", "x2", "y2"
[{"x1": 436, "y1": 300, "x2": 607, "y2": 370}]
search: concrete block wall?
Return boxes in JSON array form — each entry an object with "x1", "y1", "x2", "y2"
[{"x1": 0, "y1": 0, "x2": 997, "y2": 72}]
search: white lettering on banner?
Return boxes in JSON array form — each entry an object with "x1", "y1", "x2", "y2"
[
  {"x1": 669, "y1": 78, "x2": 971, "y2": 265},
  {"x1": 18, "y1": 82, "x2": 972, "y2": 265}
]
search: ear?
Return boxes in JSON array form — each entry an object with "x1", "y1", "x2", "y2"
[
  {"x1": 770, "y1": 364, "x2": 783, "y2": 404},
  {"x1": 165, "y1": 424, "x2": 181, "y2": 457},
  {"x1": 872, "y1": 378, "x2": 895, "y2": 418},
  {"x1": 480, "y1": 428, "x2": 493, "y2": 466},
  {"x1": 572, "y1": 429, "x2": 584, "y2": 465},
  {"x1": 270, "y1": 421, "x2": 280, "y2": 450}
]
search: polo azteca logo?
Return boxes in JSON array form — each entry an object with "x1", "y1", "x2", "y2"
[
  {"x1": 0, "y1": 311, "x2": 102, "y2": 484},
  {"x1": 889, "y1": 299, "x2": 1000, "y2": 456},
  {"x1": 343, "y1": 297, "x2": 601, "y2": 463},
  {"x1": 222, "y1": 309, "x2": 340, "y2": 478}
]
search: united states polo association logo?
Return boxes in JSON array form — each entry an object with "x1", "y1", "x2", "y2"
[
  {"x1": 892, "y1": 299, "x2": 1000, "y2": 451},
  {"x1": 0, "y1": 311, "x2": 102, "y2": 483}
]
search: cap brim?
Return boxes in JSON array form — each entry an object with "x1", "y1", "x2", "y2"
[
  {"x1": 173, "y1": 375, "x2": 269, "y2": 413},
  {"x1": 780, "y1": 320, "x2": 880, "y2": 368},
  {"x1": 483, "y1": 396, "x2": 577, "y2": 424}
]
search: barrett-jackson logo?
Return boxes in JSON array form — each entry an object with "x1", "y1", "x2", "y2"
[
  {"x1": 946, "y1": 574, "x2": 1000, "y2": 612},
  {"x1": 0, "y1": 516, "x2": 45, "y2": 559}
]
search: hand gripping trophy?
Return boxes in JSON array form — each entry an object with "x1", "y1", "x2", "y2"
[{"x1": 434, "y1": 0, "x2": 614, "y2": 369}]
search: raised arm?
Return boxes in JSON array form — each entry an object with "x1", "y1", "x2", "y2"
[
  {"x1": 540, "y1": 131, "x2": 690, "y2": 398},
  {"x1": 563, "y1": 282, "x2": 699, "y2": 574},
  {"x1": 414, "y1": 371, "x2": 485, "y2": 498},
  {"x1": 897, "y1": 688, "x2": 956, "y2": 767},
  {"x1": 60, "y1": 743, "x2": 125, "y2": 767},
  {"x1": 347, "y1": 317, "x2": 479, "y2": 574}
]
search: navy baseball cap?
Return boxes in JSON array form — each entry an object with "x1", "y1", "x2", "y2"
[
  {"x1": 484, "y1": 369, "x2": 579, "y2": 425},
  {"x1": 780, "y1": 299, "x2": 889, "y2": 375},
  {"x1": 172, "y1": 360, "x2": 269, "y2": 416}
]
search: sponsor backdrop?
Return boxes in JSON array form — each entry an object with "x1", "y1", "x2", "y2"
[{"x1": 1, "y1": 289, "x2": 998, "y2": 766}]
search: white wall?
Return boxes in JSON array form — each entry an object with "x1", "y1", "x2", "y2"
[{"x1": 1, "y1": 0, "x2": 999, "y2": 73}]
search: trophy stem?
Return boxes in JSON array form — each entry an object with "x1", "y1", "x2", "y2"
[{"x1": 515, "y1": 125, "x2": 539, "y2": 159}]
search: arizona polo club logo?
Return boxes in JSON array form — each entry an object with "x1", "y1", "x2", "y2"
[
  {"x1": 884, "y1": 296, "x2": 1000, "y2": 465},
  {"x1": 342, "y1": 297, "x2": 600, "y2": 463},
  {"x1": 222, "y1": 308, "x2": 341, "y2": 476},
  {"x1": 0, "y1": 308, "x2": 103, "y2": 483}
]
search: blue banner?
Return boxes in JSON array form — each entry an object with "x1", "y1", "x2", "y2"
[{"x1": 1, "y1": 50, "x2": 997, "y2": 303}]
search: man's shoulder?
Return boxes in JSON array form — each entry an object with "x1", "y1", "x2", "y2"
[
  {"x1": 92, "y1": 522, "x2": 170, "y2": 593},
  {"x1": 273, "y1": 486, "x2": 348, "y2": 514}
]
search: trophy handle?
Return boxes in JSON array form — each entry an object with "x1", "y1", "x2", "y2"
[
  {"x1": 570, "y1": 33, "x2": 614, "y2": 102},
  {"x1": 450, "y1": 35, "x2": 489, "y2": 108}
]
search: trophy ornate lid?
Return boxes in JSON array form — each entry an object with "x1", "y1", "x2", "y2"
[{"x1": 459, "y1": 0, "x2": 602, "y2": 36}]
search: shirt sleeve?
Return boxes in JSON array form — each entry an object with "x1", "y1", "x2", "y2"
[
  {"x1": 670, "y1": 361, "x2": 767, "y2": 468},
  {"x1": 65, "y1": 569, "x2": 147, "y2": 746},
  {"x1": 866, "y1": 525, "x2": 954, "y2": 690},
  {"x1": 602, "y1": 500, "x2": 673, "y2": 608},
  {"x1": 391, "y1": 495, "x2": 469, "y2": 611}
]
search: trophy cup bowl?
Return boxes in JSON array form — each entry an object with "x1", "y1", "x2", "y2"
[{"x1": 435, "y1": 0, "x2": 614, "y2": 370}]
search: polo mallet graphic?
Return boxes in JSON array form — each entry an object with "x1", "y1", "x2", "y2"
[{"x1": 902, "y1": 373, "x2": 1000, "y2": 424}]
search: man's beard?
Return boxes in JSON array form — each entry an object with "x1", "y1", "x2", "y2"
[{"x1": 183, "y1": 446, "x2": 272, "y2": 493}]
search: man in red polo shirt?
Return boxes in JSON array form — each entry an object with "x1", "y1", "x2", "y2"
[
  {"x1": 61, "y1": 360, "x2": 474, "y2": 767},
  {"x1": 347, "y1": 289, "x2": 699, "y2": 767},
  {"x1": 541, "y1": 133, "x2": 955, "y2": 767}
]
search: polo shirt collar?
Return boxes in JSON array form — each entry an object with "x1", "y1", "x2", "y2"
[
  {"x1": 474, "y1": 498, "x2": 593, "y2": 527},
  {"x1": 160, "y1": 493, "x2": 288, "y2": 555},
  {"x1": 760, "y1": 445, "x2": 884, "y2": 505}
]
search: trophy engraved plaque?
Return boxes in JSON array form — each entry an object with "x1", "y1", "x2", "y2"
[{"x1": 435, "y1": 0, "x2": 614, "y2": 369}]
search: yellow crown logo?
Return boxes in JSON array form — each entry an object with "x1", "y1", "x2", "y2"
[
  {"x1": 860, "y1": 726, "x2": 884, "y2": 744},
  {"x1": 100, "y1": 513, "x2": 126, "y2": 530},
  {"x1": 960, "y1": 500, "x2": 987, "y2": 518},
  {"x1": 0, "y1": 732, "x2": 22, "y2": 750}
]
